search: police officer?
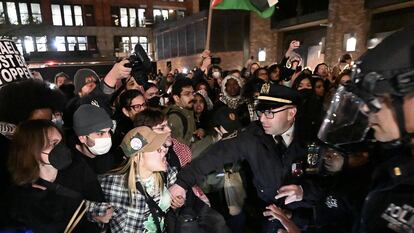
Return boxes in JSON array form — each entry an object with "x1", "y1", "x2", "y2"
[
  {"x1": 318, "y1": 24, "x2": 414, "y2": 233},
  {"x1": 169, "y1": 84, "x2": 318, "y2": 232}
]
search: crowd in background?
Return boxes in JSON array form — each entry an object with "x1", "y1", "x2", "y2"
[{"x1": 0, "y1": 33, "x2": 411, "y2": 233}]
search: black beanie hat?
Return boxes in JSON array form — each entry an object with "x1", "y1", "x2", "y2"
[{"x1": 73, "y1": 104, "x2": 112, "y2": 136}]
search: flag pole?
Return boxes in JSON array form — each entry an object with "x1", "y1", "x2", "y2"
[{"x1": 205, "y1": 0, "x2": 213, "y2": 50}]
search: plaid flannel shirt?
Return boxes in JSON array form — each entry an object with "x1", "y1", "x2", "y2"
[{"x1": 98, "y1": 166, "x2": 177, "y2": 233}]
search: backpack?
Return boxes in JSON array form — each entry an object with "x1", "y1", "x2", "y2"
[{"x1": 167, "y1": 109, "x2": 188, "y2": 137}]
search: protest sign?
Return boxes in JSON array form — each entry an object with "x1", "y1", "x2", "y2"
[{"x1": 0, "y1": 39, "x2": 32, "y2": 88}]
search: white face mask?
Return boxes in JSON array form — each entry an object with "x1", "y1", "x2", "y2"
[
  {"x1": 87, "y1": 137, "x2": 112, "y2": 155},
  {"x1": 212, "y1": 71, "x2": 221, "y2": 79}
]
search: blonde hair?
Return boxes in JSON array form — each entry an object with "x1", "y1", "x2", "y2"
[{"x1": 110, "y1": 152, "x2": 165, "y2": 203}]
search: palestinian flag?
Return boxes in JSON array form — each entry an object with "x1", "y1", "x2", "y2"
[{"x1": 212, "y1": 0, "x2": 278, "y2": 18}]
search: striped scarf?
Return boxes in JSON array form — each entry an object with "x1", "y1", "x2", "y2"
[{"x1": 171, "y1": 138, "x2": 210, "y2": 206}]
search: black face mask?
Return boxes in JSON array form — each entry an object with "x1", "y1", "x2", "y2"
[
  {"x1": 147, "y1": 96, "x2": 161, "y2": 108},
  {"x1": 298, "y1": 88, "x2": 314, "y2": 100},
  {"x1": 46, "y1": 142, "x2": 72, "y2": 170}
]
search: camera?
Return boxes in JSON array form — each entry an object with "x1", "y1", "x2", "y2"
[{"x1": 124, "y1": 43, "x2": 152, "y2": 85}]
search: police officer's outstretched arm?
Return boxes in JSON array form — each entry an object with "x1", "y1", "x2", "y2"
[{"x1": 169, "y1": 131, "x2": 248, "y2": 198}]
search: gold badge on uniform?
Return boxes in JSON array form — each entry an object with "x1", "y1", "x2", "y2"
[
  {"x1": 260, "y1": 83, "x2": 270, "y2": 95},
  {"x1": 393, "y1": 167, "x2": 402, "y2": 176},
  {"x1": 229, "y1": 113, "x2": 236, "y2": 121}
]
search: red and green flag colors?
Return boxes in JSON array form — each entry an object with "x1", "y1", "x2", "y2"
[{"x1": 211, "y1": 0, "x2": 278, "y2": 18}]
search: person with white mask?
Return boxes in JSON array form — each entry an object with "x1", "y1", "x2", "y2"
[{"x1": 72, "y1": 104, "x2": 123, "y2": 174}]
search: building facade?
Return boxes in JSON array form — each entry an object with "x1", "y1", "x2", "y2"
[
  {"x1": 155, "y1": 0, "x2": 414, "y2": 73},
  {"x1": 1, "y1": 0, "x2": 413, "y2": 77},
  {"x1": 0, "y1": 0, "x2": 198, "y2": 66}
]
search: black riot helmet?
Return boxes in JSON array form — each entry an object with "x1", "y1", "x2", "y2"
[{"x1": 318, "y1": 24, "x2": 414, "y2": 145}]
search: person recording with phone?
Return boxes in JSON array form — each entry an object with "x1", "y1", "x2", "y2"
[{"x1": 278, "y1": 40, "x2": 304, "y2": 87}]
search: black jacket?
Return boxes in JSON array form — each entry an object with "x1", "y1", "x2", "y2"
[
  {"x1": 355, "y1": 151, "x2": 414, "y2": 233},
  {"x1": 175, "y1": 121, "x2": 318, "y2": 206},
  {"x1": 71, "y1": 147, "x2": 124, "y2": 175},
  {"x1": 0, "y1": 134, "x2": 12, "y2": 229},
  {"x1": 310, "y1": 160, "x2": 374, "y2": 233},
  {"x1": 8, "y1": 155, "x2": 105, "y2": 233}
]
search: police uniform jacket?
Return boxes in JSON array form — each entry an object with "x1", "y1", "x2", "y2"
[
  {"x1": 355, "y1": 150, "x2": 414, "y2": 233},
  {"x1": 175, "y1": 121, "x2": 318, "y2": 206}
]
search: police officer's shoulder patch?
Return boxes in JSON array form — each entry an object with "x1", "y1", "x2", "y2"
[{"x1": 222, "y1": 131, "x2": 238, "y2": 141}]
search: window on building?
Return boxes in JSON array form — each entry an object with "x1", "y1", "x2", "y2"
[
  {"x1": 67, "y1": 37, "x2": 77, "y2": 51},
  {"x1": 129, "y1": 8, "x2": 136, "y2": 27},
  {"x1": 19, "y1": 3, "x2": 29, "y2": 24},
  {"x1": 7, "y1": 36, "x2": 47, "y2": 54},
  {"x1": 138, "y1": 9, "x2": 145, "y2": 27},
  {"x1": 120, "y1": 7, "x2": 128, "y2": 27},
  {"x1": 24, "y1": 36, "x2": 34, "y2": 53},
  {"x1": 139, "y1": 36, "x2": 148, "y2": 53},
  {"x1": 36, "y1": 36, "x2": 47, "y2": 51},
  {"x1": 54, "y1": 36, "x2": 88, "y2": 51},
  {"x1": 168, "y1": 9, "x2": 175, "y2": 20},
  {"x1": 51, "y1": 4, "x2": 83, "y2": 26},
  {"x1": 121, "y1": 37, "x2": 131, "y2": 52},
  {"x1": 6, "y1": 2, "x2": 18, "y2": 25},
  {"x1": 55, "y1": 36, "x2": 66, "y2": 51},
  {"x1": 153, "y1": 9, "x2": 172, "y2": 22},
  {"x1": 115, "y1": 36, "x2": 148, "y2": 54},
  {"x1": 177, "y1": 10, "x2": 185, "y2": 18},
  {"x1": 116, "y1": 7, "x2": 146, "y2": 27},
  {"x1": 1, "y1": 2, "x2": 42, "y2": 25},
  {"x1": 63, "y1": 5, "x2": 73, "y2": 26},
  {"x1": 153, "y1": 9, "x2": 162, "y2": 22},
  {"x1": 161, "y1": 9, "x2": 168, "y2": 20},
  {"x1": 0, "y1": 3, "x2": 5, "y2": 24},
  {"x1": 31, "y1": 3, "x2": 42, "y2": 23},
  {"x1": 74, "y1": 5, "x2": 83, "y2": 26},
  {"x1": 77, "y1": 36, "x2": 87, "y2": 50},
  {"x1": 51, "y1": 4, "x2": 62, "y2": 25}
]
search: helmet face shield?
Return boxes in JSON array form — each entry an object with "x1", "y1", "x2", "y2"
[{"x1": 318, "y1": 86, "x2": 371, "y2": 145}]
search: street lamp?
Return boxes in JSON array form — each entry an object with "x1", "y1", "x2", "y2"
[
  {"x1": 344, "y1": 33, "x2": 356, "y2": 52},
  {"x1": 258, "y1": 48, "x2": 266, "y2": 62}
]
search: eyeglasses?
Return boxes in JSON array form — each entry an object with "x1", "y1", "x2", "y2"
[
  {"x1": 180, "y1": 91, "x2": 195, "y2": 97},
  {"x1": 129, "y1": 103, "x2": 146, "y2": 111},
  {"x1": 256, "y1": 107, "x2": 293, "y2": 119}
]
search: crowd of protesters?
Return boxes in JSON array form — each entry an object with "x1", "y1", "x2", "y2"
[{"x1": 0, "y1": 24, "x2": 413, "y2": 233}]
